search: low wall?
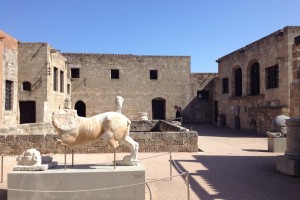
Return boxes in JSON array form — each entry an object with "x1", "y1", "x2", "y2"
[{"x1": 0, "y1": 122, "x2": 198, "y2": 155}]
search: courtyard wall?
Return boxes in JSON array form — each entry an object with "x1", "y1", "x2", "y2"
[{"x1": 216, "y1": 26, "x2": 300, "y2": 134}]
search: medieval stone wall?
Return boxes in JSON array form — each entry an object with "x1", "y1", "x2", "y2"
[
  {"x1": 184, "y1": 73, "x2": 217, "y2": 123},
  {"x1": 0, "y1": 122, "x2": 198, "y2": 155},
  {"x1": 290, "y1": 36, "x2": 300, "y2": 118},
  {"x1": 216, "y1": 26, "x2": 300, "y2": 133},
  {"x1": 18, "y1": 43, "x2": 71, "y2": 123},
  {"x1": 63, "y1": 53, "x2": 191, "y2": 121},
  {"x1": 0, "y1": 30, "x2": 19, "y2": 128}
]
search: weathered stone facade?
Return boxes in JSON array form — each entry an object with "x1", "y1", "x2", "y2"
[
  {"x1": 290, "y1": 35, "x2": 300, "y2": 118},
  {"x1": 18, "y1": 43, "x2": 71, "y2": 124},
  {"x1": 185, "y1": 73, "x2": 217, "y2": 123},
  {"x1": 0, "y1": 121, "x2": 198, "y2": 155},
  {"x1": 0, "y1": 30, "x2": 19, "y2": 128},
  {"x1": 62, "y1": 53, "x2": 193, "y2": 121},
  {"x1": 216, "y1": 26, "x2": 300, "y2": 134}
]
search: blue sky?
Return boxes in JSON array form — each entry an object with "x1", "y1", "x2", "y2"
[{"x1": 1, "y1": 0, "x2": 300, "y2": 72}]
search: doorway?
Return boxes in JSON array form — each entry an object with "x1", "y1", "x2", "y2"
[
  {"x1": 74, "y1": 100, "x2": 86, "y2": 117},
  {"x1": 19, "y1": 101, "x2": 36, "y2": 124},
  {"x1": 152, "y1": 98, "x2": 166, "y2": 120}
]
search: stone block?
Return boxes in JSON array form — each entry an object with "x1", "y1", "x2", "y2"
[
  {"x1": 276, "y1": 155, "x2": 300, "y2": 176},
  {"x1": 8, "y1": 164, "x2": 145, "y2": 200},
  {"x1": 268, "y1": 137, "x2": 287, "y2": 152}
]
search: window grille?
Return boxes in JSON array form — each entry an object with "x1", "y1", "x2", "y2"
[
  {"x1": 266, "y1": 65, "x2": 279, "y2": 89},
  {"x1": 5, "y1": 80, "x2": 13, "y2": 110}
]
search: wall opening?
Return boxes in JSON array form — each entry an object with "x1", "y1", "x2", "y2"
[
  {"x1": 152, "y1": 98, "x2": 166, "y2": 120},
  {"x1": 235, "y1": 68, "x2": 242, "y2": 96},
  {"x1": 75, "y1": 100, "x2": 86, "y2": 117},
  {"x1": 250, "y1": 62, "x2": 260, "y2": 95},
  {"x1": 19, "y1": 101, "x2": 36, "y2": 124}
]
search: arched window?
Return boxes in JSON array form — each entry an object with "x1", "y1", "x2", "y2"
[
  {"x1": 22, "y1": 81, "x2": 32, "y2": 91},
  {"x1": 250, "y1": 62, "x2": 260, "y2": 95},
  {"x1": 234, "y1": 68, "x2": 242, "y2": 96}
]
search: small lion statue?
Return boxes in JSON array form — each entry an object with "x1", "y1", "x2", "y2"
[{"x1": 16, "y1": 148, "x2": 42, "y2": 166}]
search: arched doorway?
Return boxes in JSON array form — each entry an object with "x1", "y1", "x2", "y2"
[
  {"x1": 152, "y1": 98, "x2": 166, "y2": 120},
  {"x1": 75, "y1": 100, "x2": 86, "y2": 117}
]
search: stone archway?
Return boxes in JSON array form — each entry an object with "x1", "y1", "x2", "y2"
[
  {"x1": 152, "y1": 98, "x2": 166, "y2": 120},
  {"x1": 74, "y1": 100, "x2": 86, "y2": 117}
]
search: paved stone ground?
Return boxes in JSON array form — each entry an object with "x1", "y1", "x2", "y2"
[{"x1": 1, "y1": 123, "x2": 300, "y2": 200}]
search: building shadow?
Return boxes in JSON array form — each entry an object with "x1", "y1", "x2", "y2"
[
  {"x1": 172, "y1": 155, "x2": 300, "y2": 200},
  {"x1": 183, "y1": 123, "x2": 266, "y2": 138}
]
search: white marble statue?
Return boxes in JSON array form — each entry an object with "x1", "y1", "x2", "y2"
[
  {"x1": 115, "y1": 96, "x2": 124, "y2": 113},
  {"x1": 16, "y1": 148, "x2": 42, "y2": 166},
  {"x1": 52, "y1": 109, "x2": 139, "y2": 166},
  {"x1": 266, "y1": 115, "x2": 290, "y2": 138},
  {"x1": 13, "y1": 148, "x2": 50, "y2": 171}
]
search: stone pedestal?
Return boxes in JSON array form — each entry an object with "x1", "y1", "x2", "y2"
[
  {"x1": 276, "y1": 156, "x2": 300, "y2": 176},
  {"x1": 276, "y1": 119, "x2": 300, "y2": 176},
  {"x1": 268, "y1": 137, "x2": 286, "y2": 152},
  {"x1": 8, "y1": 164, "x2": 145, "y2": 200}
]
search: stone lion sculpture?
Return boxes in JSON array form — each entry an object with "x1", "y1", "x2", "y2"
[
  {"x1": 266, "y1": 115, "x2": 290, "y2": 138},
  {"x1": 52, "y1": 109, "x2": 139, "y2": 166},
  {"x1": 16, "y1": 148, "x2": 42, "y2": 166}
]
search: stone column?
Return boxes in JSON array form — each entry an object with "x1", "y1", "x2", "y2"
[{"x1": 276, "y1": 118, "x2": 300, "y2": 176}]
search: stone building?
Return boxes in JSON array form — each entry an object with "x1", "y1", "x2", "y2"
[
  {"x1": 0, "y1": 29, "x2": 215, "y2": 131},
  {"x1": 0, "y1": 30, "x2": 19, "y2": 128},
  {"x1": 18, "y1": 42, "x2": 71, "y2": 124},
  {"x1": 215, "y1": 26, "x2": 300, "y2": 133},
  {"x1": 0, "y1": 30, "x2": 71, "y2": 128},
  {"x1": 62, "y1": 53, "x2": 216, "y2": 122}
]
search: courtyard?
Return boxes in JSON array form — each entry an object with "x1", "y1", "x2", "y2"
[{"x1": 1, "y1": 123, "x2": 299, "y2": 200}]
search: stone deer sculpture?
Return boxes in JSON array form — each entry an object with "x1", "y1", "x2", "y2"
[{"x1": 52, "y1": 109, "x2": 139, "y2": 166}]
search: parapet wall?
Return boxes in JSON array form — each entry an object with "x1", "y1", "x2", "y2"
[{"x1": 0, "y1": 122, "x2": 198, "y2": 155}]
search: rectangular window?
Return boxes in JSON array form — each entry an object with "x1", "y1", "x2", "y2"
[
  {"x1": 53, "y1": 67, "x2": 58, "y2": 91},
  {"x1": 71, "y1": 68, "x2": 80, "y2": 78},
  {"x1": 60, "y1": 70, "x2": 64, "y2": 93},
  {"x1": 150, "y1": 70, "x2": 158, "y2": 80},
  {"x1": 197, "y1": 90, "x2": 209, "y2": 100},
  {"x1": 266, "y1": 65, "x2": 279, "y2": 89},
  {"x1": 5, "y1": 80, "x2": 13, "y2": 110},
  {"x1": 222, "y1": 78, "x2": 229, "y2": 93},
  {"x1": 67, "y1": 84, "x2": 71, "y2": 94},
  {"x1": 111, "y1": 69, "x2": 119, "y2": 79}
]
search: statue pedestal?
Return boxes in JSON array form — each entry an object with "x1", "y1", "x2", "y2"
[
  {"x1": 276, "y1": 156, "x2": 300, "y2": 176},
  {"x1": 8, "y1": 164, "x2": 145, "y2": 200},
  {"x1": 268, "y1": 137, "x2": 286, "y2": 152}
]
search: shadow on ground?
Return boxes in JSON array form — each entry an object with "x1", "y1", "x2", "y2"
[
  {"x1": 173, "y1": 155, "x2": 300, "y2": 200},
  {"x1": 184, "y1": 123, "x2": 266, "y2": 138}
]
